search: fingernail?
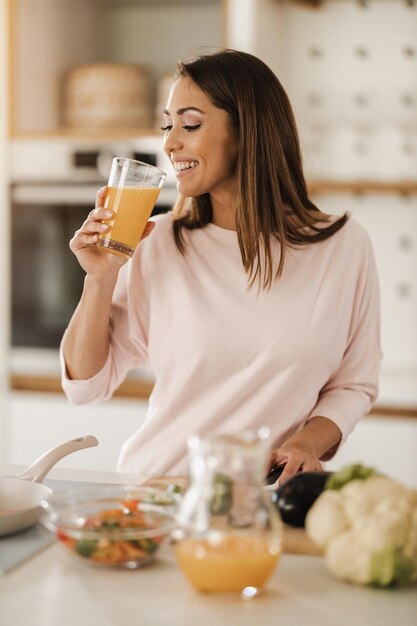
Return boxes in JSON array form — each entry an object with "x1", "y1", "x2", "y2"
[{"x1": 103, "y1": 210, "x2": 113, "y2": 217}]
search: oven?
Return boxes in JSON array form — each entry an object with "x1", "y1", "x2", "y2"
[{"x1": 10, "y1": 137, "x2": 176, "y2": 354}]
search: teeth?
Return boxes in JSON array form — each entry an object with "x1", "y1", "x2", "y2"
[{"x1": 173, "y1": 161, "x2": 198, "y2": 172}]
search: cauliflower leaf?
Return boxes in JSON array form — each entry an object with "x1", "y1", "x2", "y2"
[
  {"x1": 370, "y1": 548, "x2": 416, "y2": 587},
  {"x1": 326, "y1": 463, "x2": 379, "y2": 490}
]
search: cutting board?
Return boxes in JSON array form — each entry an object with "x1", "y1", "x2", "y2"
[{"x1": 144, "y1": 476, "x2": 322, "y2": 557}]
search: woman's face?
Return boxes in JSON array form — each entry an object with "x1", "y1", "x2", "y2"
[{"x1": 162, "y1": 76, "x2": 239, "y2": 199}]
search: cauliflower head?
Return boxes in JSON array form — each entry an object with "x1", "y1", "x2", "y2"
[{"x1": 305, "y1": 464, "x2": 417, "y2": 587}]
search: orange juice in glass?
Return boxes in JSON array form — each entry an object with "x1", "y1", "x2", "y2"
[{"x1": 98, "y1": 157, "x2": 166, "y2": 258}]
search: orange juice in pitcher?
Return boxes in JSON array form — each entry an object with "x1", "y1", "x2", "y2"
[
  {"x1": 173, "y1": 430, "x2": 283, "y2": 596},
  {"x1": 175, "y1": 534, "x2": 280, "y2": 593}
]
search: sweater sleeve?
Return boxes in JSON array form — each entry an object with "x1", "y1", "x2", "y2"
[
  {"x1": 60, "y1": 258, "x2": 149, "y2": 405},
  {"x1": 307, "y1": 230, "x2": 383, "y2": 447}
]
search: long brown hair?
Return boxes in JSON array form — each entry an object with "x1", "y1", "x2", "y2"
[{"x1": 171, "y1": 49, "x2": 348, "y2": 289}]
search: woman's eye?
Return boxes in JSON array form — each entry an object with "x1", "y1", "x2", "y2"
[{"x1": 160, "y1": 123, "x2": 201, "y2": 133}]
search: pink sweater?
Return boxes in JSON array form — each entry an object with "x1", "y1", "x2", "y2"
[{"x1": 61, "y1": 214, "x2": 382, "y2": 476}]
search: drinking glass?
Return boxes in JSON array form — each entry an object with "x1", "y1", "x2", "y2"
[{"x1": 97, "y1": 157, "x2": 166, "y2": 258}]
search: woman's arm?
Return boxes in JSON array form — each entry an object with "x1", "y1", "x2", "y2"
[
  {"x1": 270, "y1": 226, "x2": 382, "y2": 484},
  {"x1": 62, "y1": 272, "x2": 118, "y2": 380},
  {"x1": 62, "y1": 186, "x2": 154, "y2": 381},
  {"x1": 269, "y1": 416, "x2": 342, "y2": 484}
]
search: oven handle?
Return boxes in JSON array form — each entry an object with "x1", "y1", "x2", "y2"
[
  {"x1": 11, "y1": 184, "x2": 177, "y2": 207},
  {"x1": 12, "y1": 184, "x2": 103, "y2": 205}
]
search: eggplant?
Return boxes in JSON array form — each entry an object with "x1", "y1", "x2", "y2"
[{"x1": 271, "y1": 471, "x2": 332, "y2": 527}]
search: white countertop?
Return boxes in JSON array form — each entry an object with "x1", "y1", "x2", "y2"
[{"x1": 0, "y1": 467, "x2": 416, "y2": 626}]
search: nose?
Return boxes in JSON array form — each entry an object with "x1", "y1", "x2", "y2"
[{"x1": 164, "y1": 127, "x2": 183, "y2": 157}]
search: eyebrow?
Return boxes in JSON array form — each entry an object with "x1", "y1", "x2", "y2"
[{"x1": 163, "y1": 106, "x2": 205, "y2": 116}]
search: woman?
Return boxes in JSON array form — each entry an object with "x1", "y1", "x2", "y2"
[{"x1": 61, "y1": 49, "x2": 382, "y2": 482}]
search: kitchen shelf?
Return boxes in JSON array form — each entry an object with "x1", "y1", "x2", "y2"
[
  {"x1": 9, "y1": 374, "x2": 154, "y2": 401},
  {"x1": 10, "y1": 128, "x2": 163, "y2": 140},
  {"x1": 8, "y1": 0, "x2": 225, "y2": 136},
  {"x1": 9, "y1": 374, "x2": 417, "y2": 419},
  {"x1": 307, "y1": 181, "x2": 417, "y2": 195}
]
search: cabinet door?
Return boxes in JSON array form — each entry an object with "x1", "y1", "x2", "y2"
[
  {"x1": 314, "y1": 192, "x2": 417, "y2": 382},
  {"x1": 4, "y1": 392, "x2": 148, "y2": 472},
  {"x1": 327, "y1": 415, "x2": 417, "y2": 489}
]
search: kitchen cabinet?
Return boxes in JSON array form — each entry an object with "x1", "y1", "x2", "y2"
[
  {"x1": 228, "y1": 0, "x2": 417, "y2": 182},
  {"x1": 1, "y1": 385, "x2": 416, "y2": 486},
  {"x1": 227, "y1": 0, "x2": 417, "y2": 398},
  {"x1": 313, "y1": 191, "x2": 417, "y2": 389},
  {"x1": 326, "y1": 413, "x2": 417, "y2": 489},
  {"x1": 8, "y1": 0, "x2": 225, "y2": 136},
  {"x1": 7, "y1": 0, "x2": 417, "y2": 183},
  {"x1": 1, "y1": 0, "x2": 416, "y2": 471},
  {"x1": 3, "y1": 391, "x2": 148, "y2": 472}
]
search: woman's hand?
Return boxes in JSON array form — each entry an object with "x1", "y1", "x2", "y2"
[
  {"x1": 70, "y1": 186, "x2": 155, "y2": 280},
  {"x1": 268, "y1": 416, "x2": 342, "y2": 484},
  {"x1": 269, "y1": 440, "x2": 323, "y2": 486}
]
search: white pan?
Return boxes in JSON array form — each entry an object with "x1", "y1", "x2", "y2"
[{"x1": 0, "y1": 435, "x2": 98, "y2": 537}]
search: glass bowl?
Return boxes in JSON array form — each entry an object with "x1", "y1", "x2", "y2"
[{"x1": 40, "y1": 485, "x2": 180, "y2": 569}]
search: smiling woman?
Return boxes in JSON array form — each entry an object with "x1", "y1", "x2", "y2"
[
  {"x1": 60, "y1": 49, "x2": 382, "y2": 483},
  {"x1": 161, "y1": 80, "x2": 239, "y2": 229}
]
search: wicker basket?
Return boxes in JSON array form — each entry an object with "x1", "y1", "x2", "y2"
[{"x1": 63, "y1": 63, "x2": 152, "y2": 130}]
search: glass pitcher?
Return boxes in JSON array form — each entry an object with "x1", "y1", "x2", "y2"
[{"x1": 173, "y1": 428, "x2": 283, "y2": 596}]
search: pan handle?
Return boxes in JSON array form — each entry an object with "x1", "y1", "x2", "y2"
[{"x1": 18, "y1": 435, "x2": 99, "y2": 483}]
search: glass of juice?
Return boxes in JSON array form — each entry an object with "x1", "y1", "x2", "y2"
[
  {"x1": 97, "y1": 157, "x2": 166, "y2": 258},
  {"x1": 173, "y1": 430, "x2": 283, "y2": 598}
]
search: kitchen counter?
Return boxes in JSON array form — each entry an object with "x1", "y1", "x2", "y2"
[
  {"x1": 9, "y1": 347, "x2": 417, "y2": 413},
  {"x1": 0, "y1": 467, "x2": 416, "y2": 626}
]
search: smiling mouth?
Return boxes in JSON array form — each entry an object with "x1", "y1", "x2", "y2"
[{"x1": 173, "y1": 160, "x2": 199, "y2": 172}]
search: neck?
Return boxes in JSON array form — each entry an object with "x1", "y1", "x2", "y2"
[{"x1": 210, "y1": 189, "x2": 236, "y2": 231}]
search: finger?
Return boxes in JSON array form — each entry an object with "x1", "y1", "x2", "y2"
[
  {"x1": 78, "y1": 220, "x2": 110, "y2": 236},
  {"x1": 279, "y1": 456, "x2": 304, "y2": 484},
  {"x1": 268, "y1": 448, "x2": 287, "y2": 472},
  {"x1": 71, "y1": 221, "x2": 109, "y2": 249},
  {"x1": 299, "y1": 460, "x2": 323, "y2": 473},
  {"x1": 140, "y1": 221, "x2": 155, "y2": 241},
  {"x1": 70, "y1": 230, "x2": 100, "y2": 250},
  {"x1": 88, "y1": 207, "x2": 113, "y2": 222},
  {"x1": 95, "y1": 186, "x2": 108, "y2": 209}
]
